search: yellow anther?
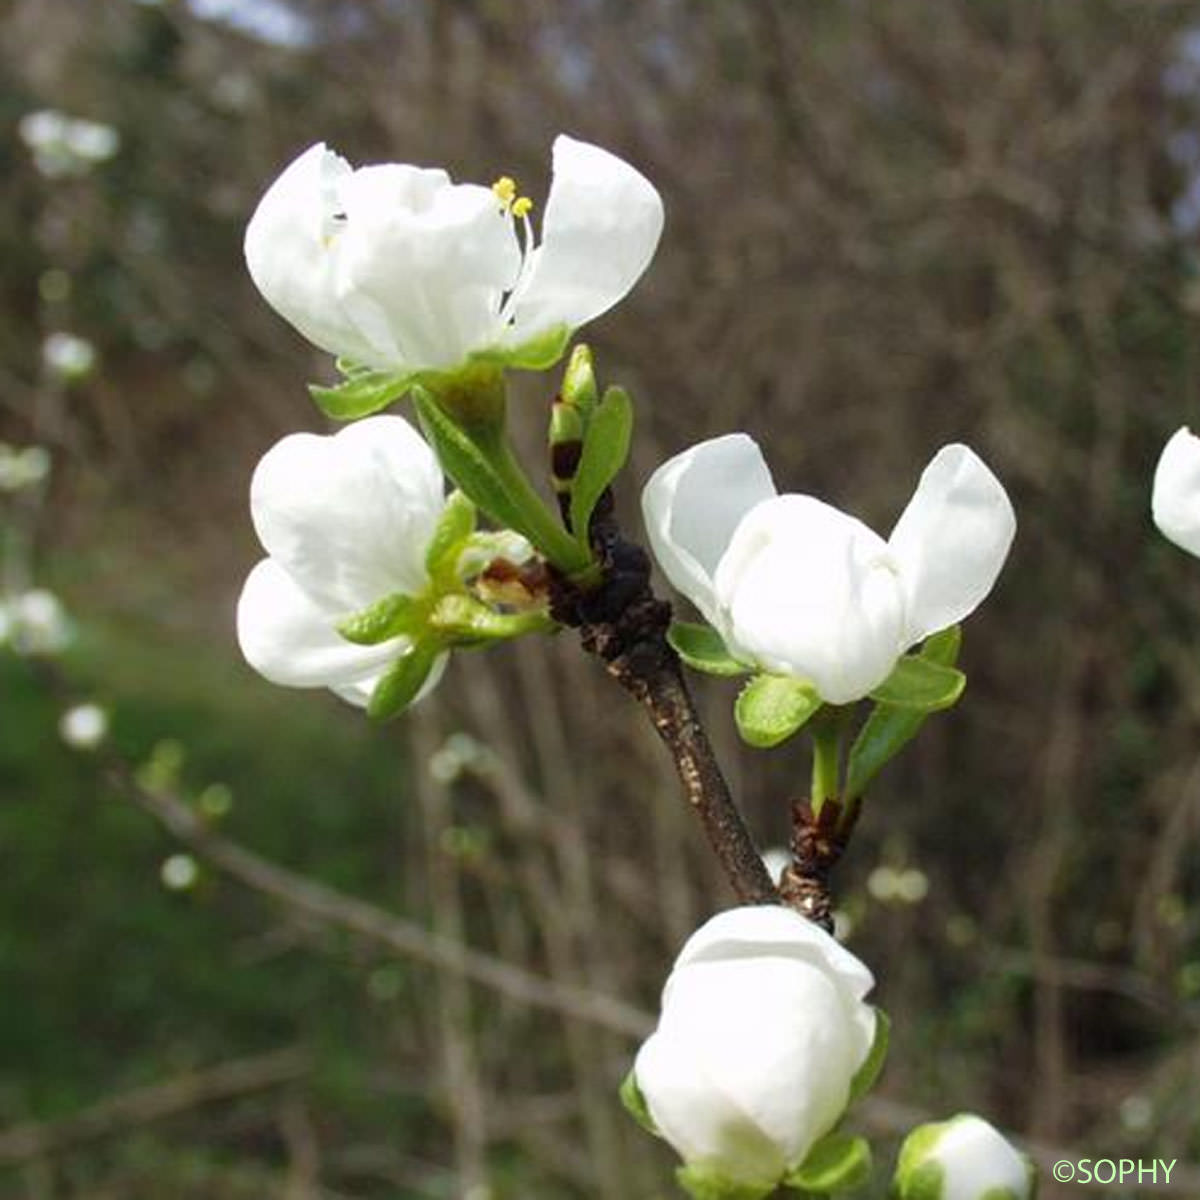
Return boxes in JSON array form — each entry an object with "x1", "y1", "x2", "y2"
[
  {"x1": 492, "y1": 176, "x2": 517, "y2": 207},
  {"x1": 511, "y1": 195, "x2": 534, "y2": 219}
]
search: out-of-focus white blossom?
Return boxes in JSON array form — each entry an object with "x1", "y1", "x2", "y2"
[
  {"x1": 1152, "y1": 426, "x2": 1200, "y2": 556},
  {"x1": 59, "y1": 703, "x2": 108, "y2": 750},
  {"x1": 643, "y1": 435, "x2": 1015, "y2": 704},
  {"x1": 633, "y1": 906, "x2": 878, "y2": 1195},
  {"x1": 245, "y1": 135, "x2": 663, "y2": 375},
  {"x1": 893, "y1": 1114, "x2": 1035, "y2": 1200},
  {"x1": 867, "y1": 865, "x2": 930, "y2": 906},
  {"x1": 0, "y1": 444, "x2": 51, "y2": 492},
  {"x1": 1, "y1": 589, "x2": 72, "y2": 655},
  {"x1": 161, "y1": 854, "x2": 199, "y2": 891},
  {"x1": 19, "y1": 109, "x2": 119, "y2": 178},
  {"x1": 42, "y1": 332, "x2": 97, "y2": 382}
]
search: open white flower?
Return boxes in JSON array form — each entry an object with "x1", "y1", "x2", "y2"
[
  {"x1": 893, "y1": 1114, "x2": 1035, "y2": 1200},
  {"x1": 642, "y1": 435, "x2": 1015, "y2": 704},
  {"x1": 236, "y1": 415, "x2": 448, "y2": 707},
  {"x1": 633, "y1": 906, "x2": 878, "y2": 1193},
  {"x1": 244, "y1": 134, "x2": 663, "y2": 375},
  {"x1": 1152, "y1": 426, "x2": 1200, "y2": 556}
]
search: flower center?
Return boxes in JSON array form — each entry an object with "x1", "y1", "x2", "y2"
[{"x1": 491, "y1": 175, "x2": 533, "y2": 218}]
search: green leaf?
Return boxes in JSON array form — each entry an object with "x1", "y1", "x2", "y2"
[
  {"x1": 868, "y1": 655, "x2": 964, "y2": 711},
  {"x1": 735, "y1": 674, "x2": 822, "y2": 749},
  {"x1": 472, "y1": 324, "x2": 570, "y2": 371},
  {"x1": 676, "y1": 1164, "x2": 774, "y2": 1200},
  {"x1": 785, "y1": 1132, "x2": 872, "y2": 1193},
  {"x1": 920, "y1": 624, "x2": 961, "y2": 667},
  {"x1": 308, "y1": 370, "x2": 414, "y2": 420},
  {"x1": 668, "y1": 622, "x2": 750, "y2": 677},
  {"x1": 367, "y1": 644, "x2": 440, "y2": 721},
  {"x1": 413, "y1": 389, "x2": 537, "y2": 536},
  {"x1": 569, "y1": 385, "x2": 633, "y2": 539},
  {"x1": 336, "y1": 594, "x2": 423, "y2": 645},
  {"x1": 424, "y1": 491, "x2": 477, "y2": 579},
  {"x1": 848, "y1": 1007, "x2": 890, "y2": 1103},
  {"x1": 618, "y1": 1068, "x2": 658, "y2": 1138}
]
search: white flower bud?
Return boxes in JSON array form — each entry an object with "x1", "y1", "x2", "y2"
[
  {"x1": 893, "y1": 1114, "x2": 1036, "y2": 1200},
  {"x1": 632, "y1": 906, "x2": 879, "y2": 1195}
]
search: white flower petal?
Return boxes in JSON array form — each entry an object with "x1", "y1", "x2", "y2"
[
  {"x1": 716, "y1": 495, "x2": 907, "y2": 704},
  {"x1": 1152, "y1": 426, "x2": 1200, "y2": 558},
  {"x1": 671, "y1": 905, "x2": 875, "y2": 1004},
  {"x1": 250, "y1": 415, "x2": 444, "y2": 613},
  {"x1": 641, "y1": 434, "x2": 777, "y2": 626},
  {"x1": 244, "y1": 143, "x2": 386, "y2": 366},
  {"x1": 887, "y1": 444, "x2": 1016, "y2": 644},
  {"x1": 336, "y1": 168, "x2": 521, "y2": 370},
  {"x1": 237, "y1": 559, "x2": 407, "y2": 688},
  {"x1": 507, "y1": 135, "x2": 663, "y2": 341}
]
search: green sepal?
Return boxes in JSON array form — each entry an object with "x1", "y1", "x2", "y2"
[
  {"x1": 429, "y1": 594, "x2": 555, "y2": 644},
  {"x1": 618, "y1": 1068, "x2": 659, "y2": 1138},
  {"x1": 367, "y1": 644, "x2": 441, "y2": 720},
  {"x1": 668, "y1": 622, "x2": 750, "y2": 677},
  {"x1": 413, "y1": 388, "x2": 537, "y2": 537},
  {"x1": 868, "y1": 655, "x2": 964, "y2": 712},
  {"x1": 471, "y1": 324, "x2": 570, "y2": 372},
  {"x1": 337, "y1": 594, "x2": 423, "y2": 646},
  {"x1": 309, "y1": 366, "x2": 415, "y2": 420},
  {"x1": 568, "y1": 385, "x2": 633, "y2": 539},
  {"x1": 845, "y1": 628, "x2": 963, "y2": 799},
  {"x1": 848, "y1": 1008, "x2": 890, "y2": 1104},
  {"x1": 424, "y1": 491, "x2": 477, "y2": 580},
  {"x1": 676, "y1": 1164, "x2": 774, "y2": 1200},
  {"x1": 785, "y1": 1132, "x2": 872, "y2": 1193},
  {"x1": 735, "y1": 674, "x2": 822, "y2": 749}
]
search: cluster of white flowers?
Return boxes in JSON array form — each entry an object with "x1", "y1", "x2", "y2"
[
  {"x1": 18, "y1": 109, "x2": 120, "y2": 178},
  {"x1": 0, "y1": 443, "x2": 51, "y2": 493}
]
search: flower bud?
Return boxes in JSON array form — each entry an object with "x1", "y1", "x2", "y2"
[
  {"x1": 893, "y1": 1114, "x2": 1036, "y2": 1200},
  {"x1": 631, "y1": 906, "x2": 881, "y2": 1197}
]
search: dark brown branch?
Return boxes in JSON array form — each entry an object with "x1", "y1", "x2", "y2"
[
  {"x1": 778, "y1": 797, "x2": 860, "y2": 931},
  {"x1": 0, "y1": 1047, "x2": 308, "y2": 1165},
  {"x1": 104, "y1": 762, "x2": 653, "y2": 1040},
  {"x1": 549, "y1": 498, "x2": 778, "y2": 905}
]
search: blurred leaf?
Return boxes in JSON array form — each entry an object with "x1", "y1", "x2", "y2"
[
  {"x1": 424, "y1": 490, "x2": 477, "y2": 579},
  {"x1": 869, "y1": 655, "x2": 964, "y2": 711},
  {"x1": 619, "y1": 1068, "x2": 659, "y2": 1137},
  {"x1": 367, "y1": 645, "x2": 440, "y2": 720},
  {"x1": 309, "y1": 369, "x2": 413, "y2": 420},
  {"x1": 337, "y1": 594, "x2": 422, "y2": 646},
  {"x1": 784, "y1": 1132, "x2": 872, "y2": 1193},
  {"x1": 848, "y1": 1007, "x2": 890, "y2": 1103}
]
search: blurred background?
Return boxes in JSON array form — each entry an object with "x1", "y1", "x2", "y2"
[{"x1": 3, "y1": 0, "x2": 1200, "y2": 1196}]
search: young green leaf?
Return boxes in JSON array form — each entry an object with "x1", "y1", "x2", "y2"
[
  {"x1": 337, "y1": 593, "x2": 423, "y2": 645},
  {"x1": 424, "y1": 491, "x2": 477, "y2": 578},
  {"x1": 868, "y1": 655, "x2": 965, "y2": 711},
  {"x1": 845, "y1": 627, "x2": 964, "y2": 798},
  {"x1": 734, "y1": 674, "x2": 822, "y2": 749},
  {"x1": 784, "y1": 1132, "x2": 872, "y2": 1193},
  {"x1": 366, "y1": 644, "x2": 441, "y2": 720},
  {"x1": 429, "y1": 595, "x2": 555, "y2": 643},
  {"x1": 413, "y1": 389, "x2": 535, "y2": 536},
  {"x1": 569, "y1": 385, "x2": 633, "y2": 539},
  {"x1": 309, "y1": 369, "x2": 414, "y2": 420},
  {"x1": 668, "y1": 622, "x2": 750, "y2": 677}
]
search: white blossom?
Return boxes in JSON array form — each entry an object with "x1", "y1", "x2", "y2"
[
  {"x1": 59, "y1": 703, "x2": 109, "y2": 750},
  {"x1": 236, "y1": 416, "x2": 449, "y2": 707},
  {"x1": 893, "y1": 1114, "x2": 1035, "y2": 1200},
  {"x1": 42, "y1": 332, "x2": 97, "y2": 382},
  {"x1": 1152, "y1": 426, "x2": 1200, "y2": 556},
  {"x1": 19, "y1": 109, "x2": 119, "y2": 177},
  {"x1": 2, "y1": 589, "x2": 72, "y2": 655},
  {"x1": 633, "y1": 906, "x2": 878, "y2": 1192},
  {"x1": 0, "y1": 444, "x2": 51, "y2": 492},
  {"x1": 244, "y1": 134, "x2": 663, "y2": 374},
  {"x1": 642, "y1": 435, "x2": 1015, "y2": 704}
]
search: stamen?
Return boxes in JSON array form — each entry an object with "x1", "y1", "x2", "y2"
[
  {"x1": 492, "y1": 176, "x2": 517, "y2": 208},
  {"x1": 511, "y1": 196, "x2": 533, "y2": 219}
]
